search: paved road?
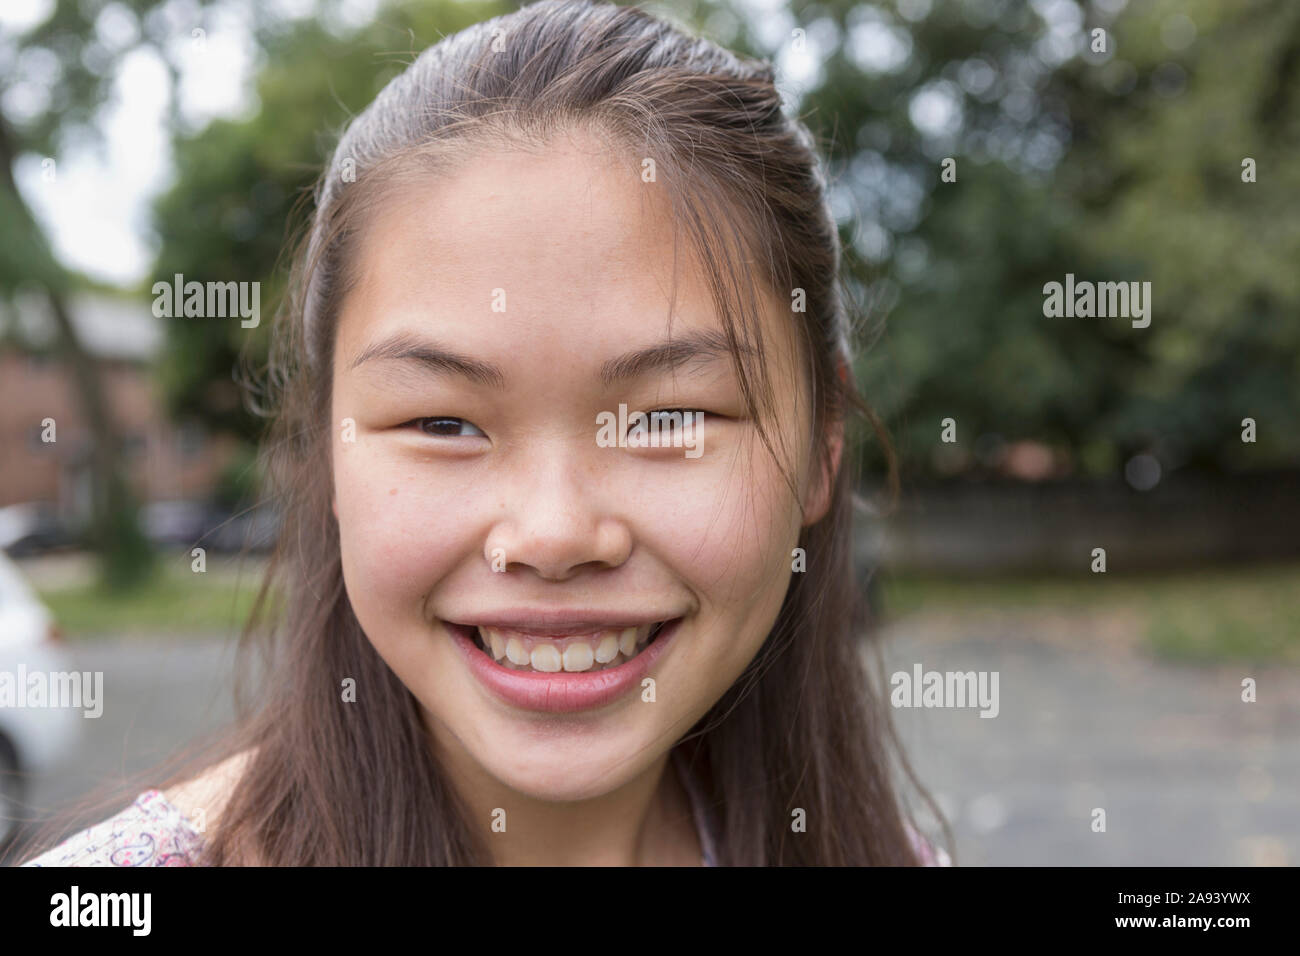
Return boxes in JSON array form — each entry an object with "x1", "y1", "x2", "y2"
[
  {"x1": 6, "y1": 622, "x2": 1297, "y2": 865},
  {"x1": 879, "y1": 612, "x2": 1300, "y2": 865},
  {"x1": 2, "y1": 635, "x2": 241, "y2": 863}
]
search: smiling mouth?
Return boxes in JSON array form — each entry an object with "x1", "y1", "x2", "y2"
[{"x1": 454, "y1": 621, "x2": 672, "y2": 673}]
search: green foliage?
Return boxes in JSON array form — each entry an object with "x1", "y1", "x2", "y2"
[
  {"x1": 882, "y1": 563, "x2": 1300, "y2": 664},
  {"x1": 213, "y1": 443, "x2": 263, "y2": 510},
  {"x1": 39, "y1": 555, "x2": 266, "y2": 637},
  {"x1": 719, "y1": 0, "x2": 1300, "y2": 479},
  {"x1": 140, "y1": 0, "x2": 1300, "y2": 479},
  {"x1": 0, "y1": 0, "x2": 214, "y2": 591},
  {"x1": 1057, "y1": 0, "x2": 1300, "y2": 472},
  {"x1": 151, "y1": 0, "x2": 509, "y2": 444}
]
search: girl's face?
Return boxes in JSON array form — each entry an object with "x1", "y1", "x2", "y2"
[{"x1": 331, "y1": 128, "x2": 834, "y2": 803}]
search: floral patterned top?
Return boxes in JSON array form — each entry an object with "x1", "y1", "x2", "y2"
[
  {"x1": 21, "y1": 788, "x2": 204, "y2": 867},
  {"x1": 22, "y1": 752, "x2": 950, "y2": 867}
]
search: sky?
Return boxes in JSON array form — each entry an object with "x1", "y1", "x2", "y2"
[{"x1": 2, "y1": 0, "x2": 372, "y2": 287}]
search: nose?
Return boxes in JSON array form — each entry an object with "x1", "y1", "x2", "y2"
[{"x1": 483, "y1": 450, "x2": 633, "y2": 581}]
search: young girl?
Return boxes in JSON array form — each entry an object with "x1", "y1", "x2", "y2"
[{"x1": 22, "y1": 0, "x2": 949, "y2": 867}]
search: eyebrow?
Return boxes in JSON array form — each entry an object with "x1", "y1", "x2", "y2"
[
  {"x1": 349, "y1": 328, "x2": 744, "y2": 388},
  {"x1": 598, "y1": 328, "x2": 744, "y2": 387},
  {"x1": 350, "y1": 333, "x2": 506, "y2": 388}
]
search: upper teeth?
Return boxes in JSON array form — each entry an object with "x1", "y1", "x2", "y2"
[{"x1": 478, "y1": 624, "x2": 656, "y2": 672}]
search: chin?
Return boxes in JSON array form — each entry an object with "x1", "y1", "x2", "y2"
[{"x1": 473, "y1": 735, "x2": 660, "y2": 802}]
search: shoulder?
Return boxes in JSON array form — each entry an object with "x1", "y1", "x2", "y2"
[
  {"x1": 905, "y1": 821, "x2": 952, "y2": 867},
  {"x1": 20, "y1": 748, "x2": 255, "y2": 868},
  {"x1": 162, "y1": 748, "x2": 254, "y2": 831},
  {"x1": 163, "y1": 748, "x2": 265, "y2": 865},
  {"x1": 21, "y1": 789, "x2": 204, "y2": 867}
]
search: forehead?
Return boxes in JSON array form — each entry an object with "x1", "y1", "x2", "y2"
[{"x1": 334, "y1": 127, "x2": 798, "y2": 377}]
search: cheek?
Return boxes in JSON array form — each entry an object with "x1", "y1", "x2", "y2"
[
  {"x1": 705, "y1": 444, "x2": 802, "y2": 584},
  {"x1": 655, "y1": 442, "x2": 803, "y2": 652},
  {"x1": 333, "y1": 442, "x2": 473, "y2": 622}
]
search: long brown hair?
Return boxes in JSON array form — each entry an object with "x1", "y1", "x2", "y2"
[{"x1": 18, "y1": 0, "x2": 947, "y2": 866}]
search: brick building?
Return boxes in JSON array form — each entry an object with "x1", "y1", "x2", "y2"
[{"x1": 0, "y1": 292, "x2": 236, "y2": 527}]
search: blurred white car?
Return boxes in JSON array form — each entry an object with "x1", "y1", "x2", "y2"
[
  {"x1": 0, "y1": 502, "x2": 73, "y2": 557},
  {"x1": 0, "y1": 551, "x2": 81, "y2": 846}
]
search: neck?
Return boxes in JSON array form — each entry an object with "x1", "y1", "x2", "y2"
[{"x1": 425, "y1": 714, "x2": 701, "y2": 866}]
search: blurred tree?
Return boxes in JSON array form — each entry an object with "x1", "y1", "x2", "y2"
[
  {"x1": 148, "y1": 0, "x2": 1300, "y2": 486},
  {"x1": 152, "y1": 0, "x2": 509, "y2": 445},
  {"x1": 1056, "y1": 0, "x2": 1300, "y2": 474},
  {"x1": 722, "y1": 0, "x2": 1300, "y2": 481},
  {"x1": 0, "y1": 0, "x2": 233, "y2": 588}
]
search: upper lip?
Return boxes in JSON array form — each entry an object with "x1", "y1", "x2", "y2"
[{"x1": 446, "y1": 608, "x2": 679, "y2": 636}]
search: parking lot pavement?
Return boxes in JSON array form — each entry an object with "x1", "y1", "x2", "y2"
[
  {"x1": 3, "y1": 633, "x2": 241, "y2": 862},
  {"x1": 879, "y1": 613, "x2": 1300, "y2": 865}
]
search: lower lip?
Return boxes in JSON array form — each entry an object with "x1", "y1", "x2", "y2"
[{"x1": 448, "y1": 620, "x2": 681, "y2": 714}]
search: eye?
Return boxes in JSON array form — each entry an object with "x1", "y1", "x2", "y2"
[
  {"x1": 405, "y1": 417, "x2": 486, "y2": 438},
  {"x1": 654, "y1": 408, "x2": 706, "y2": 423},
  {"x1": 628, "y1": 408, "x2": 707, "y2": 438}
]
